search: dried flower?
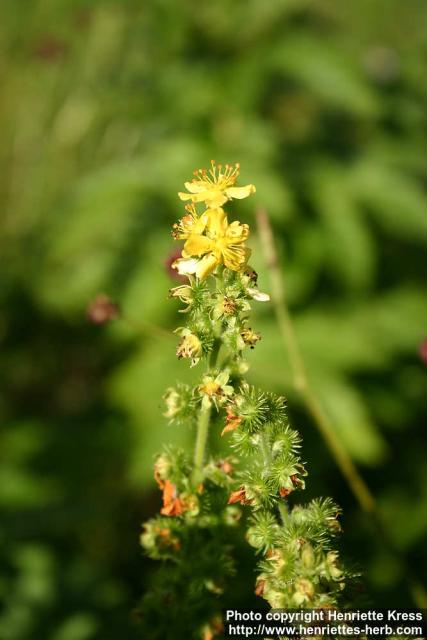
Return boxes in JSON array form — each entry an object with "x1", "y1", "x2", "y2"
[
  {"x1": 163, "y1": 387, "x2": 183, "y2": 420},
  {"x1": 216, "y1": 459, "x2": 234, "y2": 475},
  {"x1": 87, "y1": 294, "x2": 119, "y2": 324},
  {"x1": 228, "y1": 487, "x2": 251, "y2": 505},
  {"x1": 169, "y1": 284, "x2": 194, "y2": 310},
  {"x1": 221, "y1": 405, "x2": 242, "y2": 436},
  {"x1": 241, "y1": 327, "x2": 261, "y2": 349},
  {"x1": 255, "y1": 577, "x2": 266, "y2": 597},
  {"x1": 175, "y1": 328, "x2": 203, "y2": 366},
  {"x1": 160, "y1": 479, "x2": 186, "y2": 517}
]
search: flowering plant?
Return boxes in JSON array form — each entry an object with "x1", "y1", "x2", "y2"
[{"x1": 139, "y1": 162, "x2": 350, "y2": 639}]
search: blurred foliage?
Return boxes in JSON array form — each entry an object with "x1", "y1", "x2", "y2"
[{"x1": 1, "y1": 0, "x2": 427, "y2": 637}]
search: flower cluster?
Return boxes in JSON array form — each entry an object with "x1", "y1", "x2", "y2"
[
  {"x1": 172, "y1": 161, "x2": 255, "y2": 280},
  {"x1": 139, "y1": 163, "x2": 351, "y2": 638}
]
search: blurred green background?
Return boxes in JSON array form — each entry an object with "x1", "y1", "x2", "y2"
[{"x1": 1, "y1": 0, "x2": 427, "y2": 638}]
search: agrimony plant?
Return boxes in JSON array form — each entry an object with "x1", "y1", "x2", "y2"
[{"x1": 139, "y1": 162, "x2": 350, "y2": 639}]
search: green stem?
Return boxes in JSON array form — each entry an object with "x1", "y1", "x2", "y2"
[
  {"x1": 209, "y1": 337, "x2": 222, "y2": 369},
  {"x1": 192, "y1": 340, "x2": 221, "y2": 479},
  {"x1": 193, "y1": 269, "x2": 223, "y2": 476},
  {"x1": 278, "y1": 502, "x2": 289, "y2": 525},
  {"x1": 193, "y1": 400, "x2": 212, "y2": 472}
]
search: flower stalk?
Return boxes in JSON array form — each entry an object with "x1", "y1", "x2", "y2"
[
  {"x1": 139, "y1": 162, "x2": 355, "y2": 637},
  {"x1": 193, "y1": 399, "x2": 212, "y2": 473}
]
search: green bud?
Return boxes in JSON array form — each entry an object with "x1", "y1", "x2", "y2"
[
  {"x1": 223, "y1": 505, "x2": 242, "y2": 525},
  {"x1": 301, "y1": 543, "x2": 315, "y2": 568}
]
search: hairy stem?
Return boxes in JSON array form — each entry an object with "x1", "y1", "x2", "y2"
[
  {"x1": 256, "y1": 206, "x2": 427, "y2": 608},
  {"x1": 209, "y1": 337, "x2": 222, "y2": 369},
  {"x1": 193, "y1": 333, "x2": 222, "y2": 477},
  {"x1": 193, "y1": 400, "x2": 212, "y2": 472},
  {"x1": 278, "y1": 502, "x2": 289, "y2": 525}
]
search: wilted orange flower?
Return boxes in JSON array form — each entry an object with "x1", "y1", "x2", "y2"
[
  {"x1": 156, "y1": 527, "x2": 181, "y2": 551},
  {"x1": 255, "y1": 578, "x2": 266, "y2": 597},
  {"x1": 216, "y1": 459, "x2": 234, "y2": 474},
  {"x1": 87, "y1": 294, "x2": 119, "y2": 325},
  {"x1": 228, "y1": 487, "x2": 251, "y2": 505},
  {"x1": 160, "y1": 479, "x2": 186, "y2": 517},
  {"x1": 240, "y1": 327, "x2": 261, "y2": 349},
  {"x1": 221, "y1": 406, "x2": 242, "y2": 436}
]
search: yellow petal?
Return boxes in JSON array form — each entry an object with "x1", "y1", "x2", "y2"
[
  {"x1": 183, "y1": 180, "x2": 210, "y2": 194},
  {"x1": 185, "y1": 190, "x2": 216, "y2": 204},
  {"x1": 225, "y1": 184, "x2": 256, "y2": 200},
  {"x1": 178, "y1": 191, "x2": 195, "y2": 201},
  {"x1": 205, "y1": 191, "x2": 228, "y2": 208},
  {"x1": 222, "y1": 246, "x2": 251, "y2": 271},
  {"x1": 226, "y1": 221, "x2": 249, "y2": 243},
  {"x1": 205, "y1": 208, "x2": 228, "y2": 236},
  {"x1": 195, "y1": 253, "x2": 219, "y2": 280},
  {"x1": 184, "y1": 234, "x2": 213, "y2": 256},
  {"x1": 191, "y1": 213, "x2": 209, "y2": 235},
  {"x1": 247, "y1": 287, "x2": 270, "y2": 302}
]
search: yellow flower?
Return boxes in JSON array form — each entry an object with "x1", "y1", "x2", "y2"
[
  {"x1": 198, "y1": 371, "x2": 233, "y2": 409},
  {"x1": 173, "y1": 208, "x2": 250, "y2": 280},
  {"x1": 178, "y1": 161, "x2": 256, "y2": 209},
  {"x1": 172, "y1": 204, "x2": 208, "y2": 240}
]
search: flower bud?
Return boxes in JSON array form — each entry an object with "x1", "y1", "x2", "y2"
[
  {"x1": 180, "y1": 492, "x2": 200, "y2": 517},
  {"x1": 163, "y1": 387, "x2": 182, "y2": 419},
  {"x1": 87, "y1": 294, "x2": 119, "y2": 324},
  {"x1": 204, "y1": 579, "x2": 223, "y2": 595},
  {"x1": 263, "y1": 585, "x2": 287, "y2": 609},
  {"x1": 326, "y1": 551, "x2": 343, "y2": 580},
  {"x1": 223, "y1": 505, "x2": 242, "y2": 525},
  {"x1": 154, "y1": 453, "x2": 172, "y2": 486},
  {"x1": 140, "y1": 522, "x2": 157, "y2": 551},
  {"x1": 301, "y1": 543, "x2": 315, "y2": 568}
]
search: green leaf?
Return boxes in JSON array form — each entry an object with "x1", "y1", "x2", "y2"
[
  {"x1": 311, "y1": 375, "x2": 388, "y2": 465},
  {"x1": 310, "y1": 164, "x2": 376, "y2": 291},
  {"x1": 349, "y1": 160, "x2": 427, "y2": 241},
  {"x1": 270, "y1": 36, "x2": 379, "y2": 116}
]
